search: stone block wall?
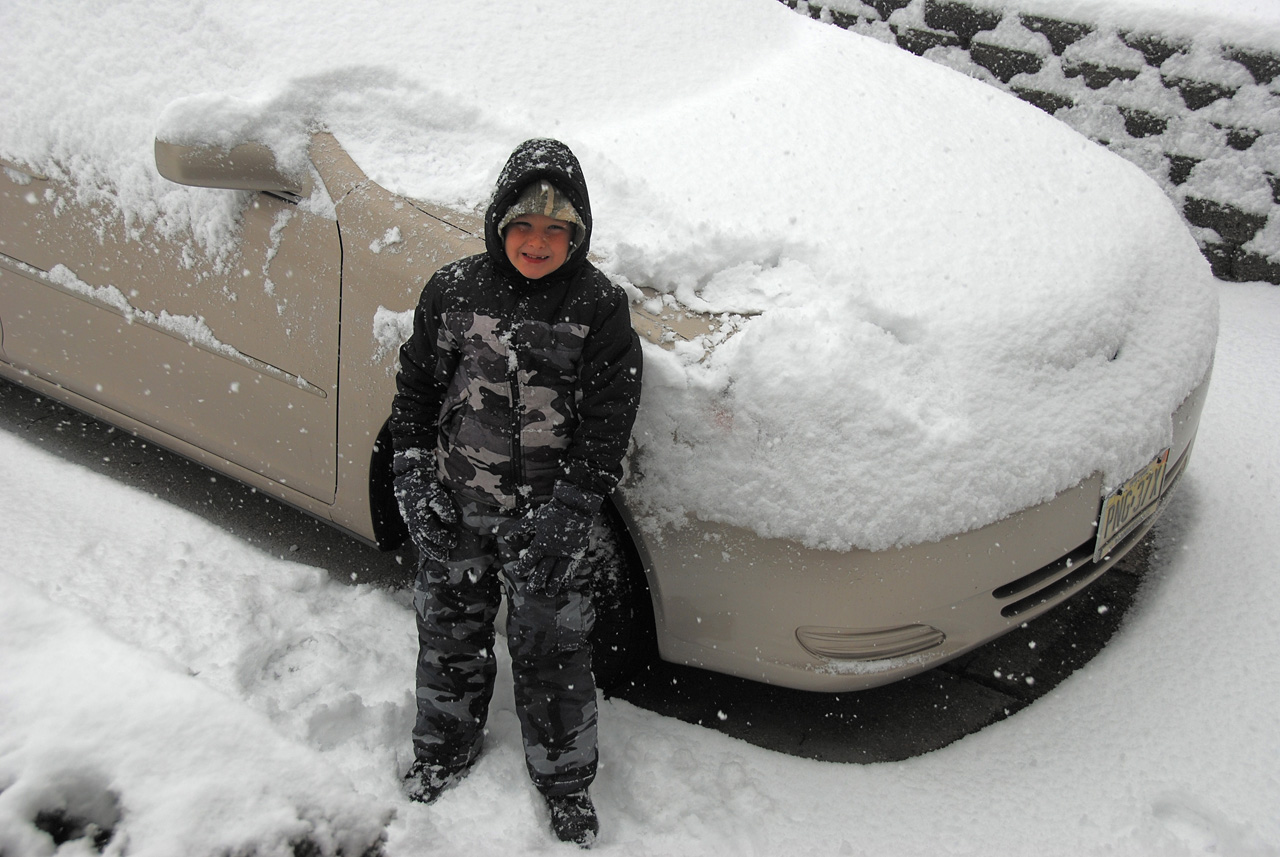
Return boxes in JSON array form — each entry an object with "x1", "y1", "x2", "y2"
[{"x1": 784, "y1": 0, "x2": 1280, "y2": 284}]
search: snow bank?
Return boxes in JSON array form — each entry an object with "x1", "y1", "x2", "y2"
[
  {"x1": 992, "y1": 0, "x2": 1280, "y2": 44},
  {"x1": 0, "y1": 577, "x2": 391, "y2": 857}
]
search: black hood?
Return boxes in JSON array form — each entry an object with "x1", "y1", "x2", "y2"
[{"x1": 485, "y1": 138, "x2": 593, "y2": 282}]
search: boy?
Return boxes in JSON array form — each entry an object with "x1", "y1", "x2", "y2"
[{"x1": 389, "y1": 138, "x2": 642, "y2": 848}]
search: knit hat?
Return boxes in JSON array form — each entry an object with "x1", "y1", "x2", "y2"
[{"x1": 497, "y1": 179, "x2": 586, "y2": 256}]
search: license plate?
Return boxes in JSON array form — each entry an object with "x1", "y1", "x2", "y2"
[{"x1": 1094, "y1": 449, "x2": 1170, "y2": 562}]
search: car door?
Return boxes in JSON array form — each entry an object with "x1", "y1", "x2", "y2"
[{"x1": 0, "y1": 159, "x2": 340, "y2": 502}]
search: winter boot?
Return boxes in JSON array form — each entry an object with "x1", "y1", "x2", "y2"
[
  {"x1": 403, "y1": 739, "x2": 483, "y2": 804},
  {"x1": 403, "y1": 758, "x2": 471, "y2": 805},
  {"x1": 545, "y1": 789, "x2": 598, "y2": 848}
]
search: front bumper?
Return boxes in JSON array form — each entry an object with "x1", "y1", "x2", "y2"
[{"x1": 628, "y1": 373, "x2": 1210, "y2": 692}]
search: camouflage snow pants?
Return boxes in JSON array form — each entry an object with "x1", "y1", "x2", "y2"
[{"x1": 411, "y1": 500, "x2": 598, "y2": 797}]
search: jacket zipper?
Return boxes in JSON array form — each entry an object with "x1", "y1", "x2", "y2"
[{"x1": 507, "y1": 332, "x2": 526, "y2": 513}]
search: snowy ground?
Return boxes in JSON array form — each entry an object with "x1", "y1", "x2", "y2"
[
  {"x1": 2, "y1": 280, "x2": 1277, "y2": 856},
  {"x1": 1, "y1": 0, "x2": 1277, "y2": 853}
]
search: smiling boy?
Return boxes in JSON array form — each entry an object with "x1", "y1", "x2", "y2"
[
  {"x1": 504, "y1": 211, "x2": 573, "y2": 277},
  {"x1": 389, "y1": 139, "x2": 642, "y2": 847}
]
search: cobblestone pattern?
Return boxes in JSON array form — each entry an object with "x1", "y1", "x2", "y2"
[{"x1": 785, "y1": 0, "x2": 1280, "y2": 284}]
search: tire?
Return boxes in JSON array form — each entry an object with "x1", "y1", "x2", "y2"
[
  {"x1": 369, "y1": 424, "x2": 409, "y2": 551},
  {"x1": 588, "y1": 502, "x2": 658, "y2": 692}
]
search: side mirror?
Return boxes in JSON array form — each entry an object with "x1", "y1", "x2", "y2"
[{"x1": 154, "y1": 138, "x2": 311, "y2": 196}]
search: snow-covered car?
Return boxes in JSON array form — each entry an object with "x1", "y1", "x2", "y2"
[{"x1": 0, "y1": 1, "x2": 1216, "y2": 693}]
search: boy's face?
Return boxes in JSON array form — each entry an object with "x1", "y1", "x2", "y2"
[{"x1": 503, "y1": 213, "x2": 574, "y2": 279}]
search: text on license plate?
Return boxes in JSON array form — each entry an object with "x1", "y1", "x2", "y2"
[{"x1": 1094, "y1": 449, "x2": 1170, "y2": 562}]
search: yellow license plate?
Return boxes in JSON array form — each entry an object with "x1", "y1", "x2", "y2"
[{"x1": 1094, "y1": 449, "x2": 1169, "y2": 562}]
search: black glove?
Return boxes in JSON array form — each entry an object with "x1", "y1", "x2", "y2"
[
  {"x1": 512, "y1": 481, "x2": 603, "y2": 596},
  {"x1": 393, "y1": 449, "x2": 458, "y2": 563}
]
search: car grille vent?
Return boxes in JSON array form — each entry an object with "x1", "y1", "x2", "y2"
[
  {"x1": 996, "y1": 541, "x2": 1105, "y2": 619},
  {"x1": 993, "y1": 445, "x2": 1192, "y2": 620},
  {"x1": 992, "y1": 539, "x2": 1097, "y2": 604}
]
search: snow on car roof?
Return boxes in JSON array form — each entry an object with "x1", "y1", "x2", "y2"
[{"x1": 0, "y1": 0, "x2": 1217, "y2": 551}]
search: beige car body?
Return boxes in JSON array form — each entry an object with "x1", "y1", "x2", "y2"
[{"x1": 0, "y1": 132, "x2": 1208, "y2": 692}]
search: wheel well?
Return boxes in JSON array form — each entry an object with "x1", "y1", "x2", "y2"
[
  {"x1": 590, "y1": 498, "x2": 659, "y2": 689},
  {"x1": 368, "y1": 421, "x2": 408, "y2": 550}
]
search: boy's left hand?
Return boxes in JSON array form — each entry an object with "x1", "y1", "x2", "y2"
[{"x1": 514, "y1": 481, "x2": 603, "y2": 596}]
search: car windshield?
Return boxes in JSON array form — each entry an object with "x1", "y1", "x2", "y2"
[{"x1": 0, "y1": 0, "x2": 1217, "y2": 551}]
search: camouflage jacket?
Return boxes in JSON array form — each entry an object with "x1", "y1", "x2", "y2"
[{"x1": 390, "y1": 140, "x2": 643, "y2": 512}]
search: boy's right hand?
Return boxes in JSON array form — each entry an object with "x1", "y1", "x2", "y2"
[{"x1": 393, "y1": 450, "x2": 458, "y2": 563}]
